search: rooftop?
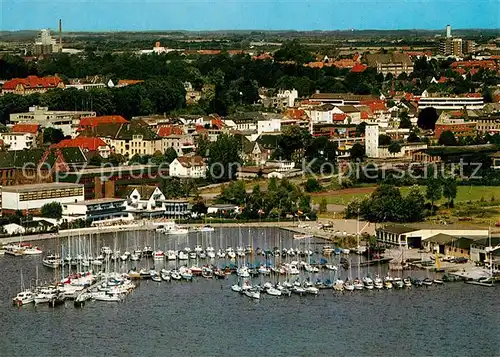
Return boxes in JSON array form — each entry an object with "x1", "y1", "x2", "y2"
[
  {"x1": 69, "y1": 198, "x2": 125, "y2": 206},
  {"x1": 3, "y1": 182, "x2": 83, "y2": 193}
]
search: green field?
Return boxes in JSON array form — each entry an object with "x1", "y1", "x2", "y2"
[{"x1": 312, "y1": 185, "x2": 500, "y2": 206}]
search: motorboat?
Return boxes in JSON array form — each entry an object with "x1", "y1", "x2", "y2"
[
  {"x1": 353, "y1": 279, "x2": 364, "y2": 290},
  {"x1": 130, "y1": 253, "x2": 140, "y2": 261},
  {"x1": 34, "y1": 286, "x2": 59, "y2": 304},
  {"x1": 374, "y1": 275, "x2": 383, "y2": 289},
  {"x1": 189, "y1": 266, "x2": 203, "y2": 275},
  {"x1": 23, "y1": 247, "x2": 43, "y2": 255},
  {"x1": 237, "y1": 266, "x2": 250, "y2": 278},
  {"x1": 93, "y1": 292, "x2": 122, "y2": 302},
  {"x1": 226, "y1": 247, "x2": 236, "y2": 259},
  {"x1": 201, "y1": 225, "x2": 215, "y2": 233},
  {"x1": 151, "y1": 274, "x2": 162, "y2": 282},
  {"x1": 101, "y1": 246, "x2": 113, "y2": 256},
  {"x1": 201, "y1": 267, "x2": 213, "y2": 279},
  {"x1": 244, "y1": 289, "x2": 260, "y2": 299},
  {"x1": 333, "y1": 279, "x2": 344, "y2": 291},
  {"x1": 433, "y1": 278, "x2": 444, "y2": 285},
  {"x1": 170, "y1": 270, "x2": 182, "y2": 280},
  {"x1": 305, "y1": 286, "x2": 319, "y2": 295},
  {"x1": 194, "y1": 245, "x2": 203, "y2": 253},
  {"x1": 178, "y1": 251, "x2": 189, "y2": 260},
  {"x1": 393, "y1": 277, "x2": 404, "y2": 289},
  {"x1": 292, "y1": 286, "x2": 306, "y2": 295},
  {"x1": 284, "y1": 263, "x2": 300, "y2": 275},
  {"x1": 403, "y1": 277, "x2": 412, "y2": 287},
  {"x1": 362, "y1": 276, "x2": 374, "y2": 289},
  {"x1": 258, "y1": 266, "x2": 271, "y2": 275},
  {"x1": 217, "y1": 249, "x2": 226, "y2": 259},
  {"x1": 267, "y1": 287, "x2": 282, "y2": 296},
  {"x1": 199, "y1": 251, "x2": 207, "y2": 259},
  {"x1": 163, "y1": 222, "x2": 189, "y2": 235},
  {"x1": 48, "y1": 293, "x2": 65, "y2": 307},
  {"x1": 153, "y1": 250, "x2": 165, "y2": 261},
  {"x1": 384, "y1": 279, "x2": 393, "y2": 289},
  {"x1": 206, "y1": 247, "x2": 216, "y2": 259},
  {"x1": 12, "y1": 290, "x2": 35, "y2": 306},
  {"x1": 166, "y1": 250, "x2": 177, "y2": 260},
  {"x1": 161, "y1": 270, "x2": 171, "y2": 282},
  {"x1": 189, "y1": 252, "x2": 197, "y2": 260},
  {"x1": 325, "y1": 264, "x2": 338, "y2": 271},
  {"x1": 293, "y1": 234, "x2": 313, "y2": 240},
  {"x1": 142, "y1": 246, "x2": 154, "y2": 258},
  {"x1": 344, "y1": 280, "x2": 355, "y2": 291},
  {"x1": 236, "y1": 246, "x2": 245, "y2": 258},
  {"x1": 231, "y1": 284, "x2": 242, "y2": 292},
  {"x1": 322, "y1": 245, "x2": 335, "y2": 255},
  {"x1": 42, "y1": 254, "x2": 62, "y2": 269},
  {"x1": 423, "y1": 278, "x2": 433, "y2": 286},
  {"x1": 180, "y1": 267, "x2": 193, "y2": 281}
]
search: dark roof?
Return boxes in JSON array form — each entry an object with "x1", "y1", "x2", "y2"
[
  {"x1": 226, "y1": 112, "x2": 265, "y2": 122},
  {"x1": 256, "y1": 134, "x2": 280, "y2": 150},
  {"x1": 0, "y1": 149, "x2": 45, "y2": 169},
  {"x1": 125, "y1": 185, "x2": 158, "y2": 199},
  {"x1": 427, "y1": 233, "x2": 474, "y2": 249},
  {"x1": 377, "y1": 224, "x2": 417, "y2": 234},
  {"x1": 365, "y1": 53, "x2": 413, "y2": 66},
  {"x1": 82, "y1": 120, "x2": 158, "y2": 141}
]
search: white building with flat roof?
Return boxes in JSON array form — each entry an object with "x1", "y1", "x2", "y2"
[
  {"x1": 1, "y1": 182, "x2": 84, "y2": 215},
  {"x1": 9, "y1": 106, "x2": 96, "y2": 138},
  {"x1": 0, "y1": 132, "x2": 36, "y2": 151},
  {"x1": 62, "y1": 198, "x2": 132, "y2": 224},
  {"x1": 418, "y1": 97, "x2": 484, "y2": 111}
]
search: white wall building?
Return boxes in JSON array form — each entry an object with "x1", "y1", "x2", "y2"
[
  {"x1": 305, "y1": 105, "x2": 334, "y2": 124},
  {"x1": 365, "y1": 124, "x2": 427, "y2": 158},
  {"x1": 2, "y1": 183, "x2": 84, "y2": 215},
  {"x1": 169, "y1": 155, "x2": 207, "y2": 178},
  {"x1": 276, "y1": 89, "x2": 299, "y2": 107},
  {"x1": 418, "y1": 96, "x2": 484, "y2": 111},
  {"x1": 126, "y1": 185, "x2": 166, "y2": 213},
  {"x1": 10, "y1": 106, "x2": 96, "y2": 138},
  {"x1": 257, "y1": 118, "x2": 281, "y2": 135},
  {"x1": 62, "y1": 198, "x2": 131, "y2": 224},
  {"x1": 265, "y1": 160, "x2": 295, "y2": 172},
  {"x1": 0, "y1": 132, "x2": 36, "y2": 151}
]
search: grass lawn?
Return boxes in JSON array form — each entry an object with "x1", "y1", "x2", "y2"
[{"x1": 312, "y1": 185, "x2": 500, "y2": 206}]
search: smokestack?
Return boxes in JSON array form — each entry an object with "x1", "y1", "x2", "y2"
[
  {"x1": 446, "y1": 24, "x2": 451, "y2": 38},
  {"x1": 58, "y1": 19, "x2": 62, "y2": 51}
]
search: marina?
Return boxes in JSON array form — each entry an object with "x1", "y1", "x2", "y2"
[{"x1": 1, "y1": 227, "x2": 499, "y2": 356}]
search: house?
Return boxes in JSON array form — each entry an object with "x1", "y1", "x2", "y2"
[
  {"x1": 53, "y1": 137, "x2": 111, "y2": 158},
  {"x1": 78, "y1": 115, "x2": 129, "y2": 132},
  {"x1": 169, "y1": 155, "x2": 206, "y2": 178},
  {"x1": 0, "y1": 131, "x2": 36, "y2": 151},
  {"x1": 2, "y1": 76, "x2": 65, "y2": 95},
  {"x1": 9, "y1": 106, "x2": 96, "y2": 138},
  {"x1": 305, "y1": 104, "x2": 335, "y2": 124},
  {"x1": 2, "y1": 223, "x2": 26, "y2": 235},
  {"x1": 125, "y1": 185, "x2": 167, "y2": 218},
  {"x1": 364, "y1": 53, "x2": 414, "y2": 76},
  {"x1": 365, "y1": 124, "x2": 427, "y2": 158},
  {"x1": 116, "y1": 80, "x2": 144, "y2": 87},
  {"x1": 265, "y1": 160, "x2": 295, "y2": 172},
  {"x1": 62, "y1": 198, "x2": 131, "y2": 224},
  {"x1": 80, "y1": 120, "x2": 161, "y2": 158},
  {"x1": 491, "y1": 151, "x2": 500, "y2": 170},
  {"x1": 424, "y1": 233, "x2": 474, "y2": 258},
  {"x1": 261, "y1": 89, "x2": 298, "y2": 109}
]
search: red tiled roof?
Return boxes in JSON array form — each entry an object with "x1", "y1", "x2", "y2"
[
  {"x1": 157, "y1": 125, "x2": 185, "y2": 137},
  {"x1": 361, "y1": 100, "x2": 387, "y2": 112},
  {"x1": 176, "y1": 155, "x2": 205, "y2": 168},
  {"x1": 117, "y1": 79, "x2": 144, "y2": 86},
  {"x1": 79, "y1": 115, "x2": 128, "y2": 128},
  {"x1": 211, "y1": 119, "x2": 224, "y2": 129},
  {"x1": 450, "y1": 60, "x2": 496, "y2": 69},
  {"x1": 361, "y1": 111, "x2": 370, "y2": 120},
  {"x1": 351, "y1": 64, "x2": 368, "y2": 73},
  {"x1": 304, "y1": 62, "x2": 325, "y2": 68},
  {"x1": 333, "y1": 113, "x2": 348, "y2": 122},
  {"x1": 284, "y1": 108, "x2": 308, "y2": 120},
  {"x1": 227, "y1": 50, "x2": 244, "y2": 55},
  {"x1": 252, "y1": 53, "x2": 273, "y2": 60},
  {"x1": 53, "y1": 137, "x2": 108, "y2": 151},
  {"x1": 197, "y1": 50, "x2": 221, "y2": 55},
  {"x1": 11, "y1": 123, "x2": 39, "y2": 134},
  {"x1": 2, "y1": 75, "x2": 63, "y2": 90}
]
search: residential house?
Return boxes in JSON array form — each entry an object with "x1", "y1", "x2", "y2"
[
  {"x1": 2, "y1": 76, "x2": 65, "y2": 95},
  {"x1": 237, "y1": 134, "x2": 271, "y2": 165},
  {"x1": 333, "y1": 105, "x2": 362, "y2": 124},
  {"x1": 157, "y1": 125, "x2": 195, "y2": 156},
  {"x1": 78, "y1": 115, "x2": 129, "y2": 132},
  {"x1": 475, "y1": 115, "x2": 500, "y2": 134},
  {"x1": 491, "y1": 151, "x2": 500, "y2": 170},
  {"x1": 305, "y1": 104, "x2": 335, "y2": 124},
  {"x1": 125, "y1": 185, "x2": 167, "y2": 218},
  {"x1": 169, "y1": 155, "x2": 206, "y2": 178},
  {"x1": 116, "y1": 80, "x2": 144, "y2": 87},
  {"x1": 365, "y1": 124, "x2": 427, "y2": 158},
  {"x1": 261, "y1": 89, "x2": 298, "y2": 109},
  {"x1": 0, "y1": 124, "x2": 39, "y2": 151},
  {"x1": 364, "y1": 53, "x2": 414, "y2": 76},
  {"x1": 53, "y1": 137, "x2": 111, "y2": 158},
  {"x1": 224, "y1": 112, "x2": 264, "y2": 132},
  {"x1": 80, "y1": 120, "x2": 161, "y2": 158},
  {"x1": 309, "y1": 93, "x2": 379, "y2": 105}
]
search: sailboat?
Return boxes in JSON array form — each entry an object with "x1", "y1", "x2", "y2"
[{"x1": 12, "y1": 269, "x2": 34, "y2": 306}]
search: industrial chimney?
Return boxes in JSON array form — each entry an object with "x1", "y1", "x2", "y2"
[
  {"x1": 58, "y1": 19, "x2": 62, "y2": 52},
  {"x1": 446, "y1": 24, "x2": 451, "y2": 38}
]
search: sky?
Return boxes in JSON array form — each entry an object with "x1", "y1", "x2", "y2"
[{"x1": 1, "y1": 0, "x2": 499, "y2": 31}]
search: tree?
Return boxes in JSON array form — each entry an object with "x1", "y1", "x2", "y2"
[
  {"x1": 379, "y1": 134, "x2": 392, "y2": 146},
  {"x1": 350, "y1": 143, "x2": 365, "y2": 161},
  {"x1": 407, "y1": 130, "x2": 421, "y2": 143},
  {"x1": 403, "y1": 186, "x2": 426, "y2": 222},
  {"x1": 43, "y1": 127, "x2": 65, "y2": 144},
  {"x1": 305, "y1": 178, "x2": 321, "y2": 193},
  {"x1": 151, "y1": 151, "x2": 167, "y2": 165},
  {"x1": 319, "y1": 198, "x2": 328, "y2": 214},
  {"x1": 356, "y1": 122, "x2": 367, "y2": 137},
  {"x1": 207, "y1": 133, "x2": 242, "y2": 182},
  {"x1": 426, "y1": 178, "x2": 442, "y2": 214},
  {"x1": 417, "y1": 107, "x2": 438, "y2": 130},
  {"x1": 164, "y1": 147, "x2": 178, "y2": 164},
  {"x1": 399, "y1": 111, "x2": 412, "y2": 129},
  {"x1": 442, "y1": 178, "x2": 457, "y2": 207},
  {"x1": 107, "y1": 153, "x2": 125, "y2": 166},
  {"x1": 388, "y1": 141, "x2": 402, "y2": 155},
  {"x1": 88, "y1": 155, "x2": 102, "y2": 166},
  {"x1": 438, "y1": 130, "x2": 458, "y2": 146},
  {"x1": 41, "y1": 202, "x2": 62, "y2": 219}
]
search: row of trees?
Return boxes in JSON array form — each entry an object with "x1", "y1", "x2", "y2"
[{"x1": 217, "y1": 178, "x2": 314, "y2": 219}]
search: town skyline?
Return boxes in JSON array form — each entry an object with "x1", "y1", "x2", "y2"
[{"x1": 2, "y1": 0, "x2": 499, "y2": 31}]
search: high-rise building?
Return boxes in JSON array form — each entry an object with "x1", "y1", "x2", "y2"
[
  {"x1": 452, "y1": 38, "x2": 463, "y2": 57},
  {"x1": 463, "y1": 40, "x2": 476, "y2": 54},
  {"x1": 33, "y1": 29, "x2": 59, "y2": 55},
  {"x1": 446, "y1": 24, "x2": 452, "y2": 38}
]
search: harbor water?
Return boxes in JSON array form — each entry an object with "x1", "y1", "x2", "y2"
[{"x1": 0, "y1": 228, "x2": 499, "y2": 357}]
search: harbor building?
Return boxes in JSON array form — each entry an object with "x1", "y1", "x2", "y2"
[
  {"x1": 1, "y1": 182, "x2": 84, "y2": 215},
  {"x1": 375, "y1": 224, "x2": 488, "y2": 249},
  {"x1": 62, "y1": 198, "x2": 131, "y2": 224}
]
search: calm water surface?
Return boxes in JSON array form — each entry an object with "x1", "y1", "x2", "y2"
[{"x1": 0, "y1": 228, "x2": 498, "y2": 357}]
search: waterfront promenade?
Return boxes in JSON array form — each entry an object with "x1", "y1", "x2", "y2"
[{"x1": 0, "y1": 218, "x2": 374, "y2": 245}]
